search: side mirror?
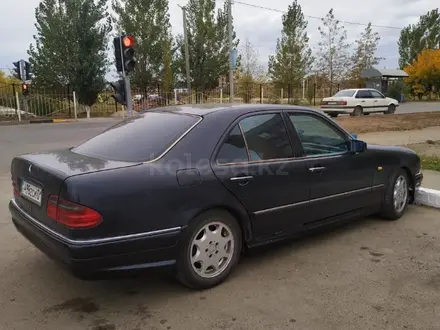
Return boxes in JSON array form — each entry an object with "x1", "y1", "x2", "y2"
[
  {"x1": 350, "y1": 139, "x2": 367, "y2": 153},
  {"x1": 351, "y1": 133, "x2": 358, "y2": 139}
]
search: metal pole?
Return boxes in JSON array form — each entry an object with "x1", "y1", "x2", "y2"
[
  {"x1": 181, "y1": 6, "x2": 191, "y2": 94},
  {"x1": 228, "y1": 0, "x2": 234, "y2": 103},
  {"x1": 220, "y1": 88, "x2": 223, "y2": 104},
  {"x1": 15, "y1": 92, "x2": 21, "y2": 122},
  {"x1": 124, "y1": 73, "x2": 133, "y2": 117},
  {"x1": 73, "y1": 91, "x2": 77, "y2": 120}
]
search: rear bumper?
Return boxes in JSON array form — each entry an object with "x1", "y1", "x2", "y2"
[{"x1": 9, "y1": 199, "x2": 181, "y2": 278}]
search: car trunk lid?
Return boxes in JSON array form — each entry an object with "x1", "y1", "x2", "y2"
[{"x1": 11, "y1": 148, "x2": 139, "y2": 235}]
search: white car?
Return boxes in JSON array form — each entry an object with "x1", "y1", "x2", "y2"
[{"x1": 320, "y1": 88, "x2": 399, "y2": 117}]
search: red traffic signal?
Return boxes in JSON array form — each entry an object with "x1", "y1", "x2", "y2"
[
  {"x1": 22, "y1": 83, "x2": 29, "y2": 96},
  {"x1": 122, "y1": 35, "x2": 135, "y2": 48}
]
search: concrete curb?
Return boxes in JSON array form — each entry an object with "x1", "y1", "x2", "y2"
[
  {"x1": 414, "y1": 188, "x2": 440, "y2": 209},
  {"x1": 0, "y1": 119, "x2": 78, "y2": 126}
]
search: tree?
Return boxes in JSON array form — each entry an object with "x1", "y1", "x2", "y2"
[
  {"x1": 235, "y1": 39, "x2": 265, "y2": 103},
  {"x1": 112, "y1": 0, "x2": 173, "y2": 89},
  {"x1": 175, "y1": 0, "x2": 239, "y2": 92},
  {"x1": 28, "y1": 0, "x2": 111, "y2": 111},
  {"x1": 349, "y1": 23, "x2": 382, "y2": 83},
  {"x1": 268, "y1": 0, "x2": 313, "y2": 94},
  {"x1": 404, "y1": 49, "x2": 440, "y2": 99},
  {"x1": 316, "y1": 8, "x2": 350, "y2": 95},
  {"x1": 398, "y1": 9, "x2": 440, "y2": 69}
]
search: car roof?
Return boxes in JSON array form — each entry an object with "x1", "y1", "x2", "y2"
[{"x1": 142, "y1": 103, "x2": 320, "y2": 117}]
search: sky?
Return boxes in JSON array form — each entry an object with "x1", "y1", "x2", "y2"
[{"x1": 0, "y1": 0, "x2": 438, "y2": 79}]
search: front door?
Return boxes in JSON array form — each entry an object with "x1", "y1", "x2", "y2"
[
  {"x1": 211, "y1": 112, "x2": 310, "y2": 240},
  {"x1": 287, "y1": 112, "x2": 375, "y2": 223},
  {"x1": 370, "y1": 90, "x2": 388, "y2": 112}
]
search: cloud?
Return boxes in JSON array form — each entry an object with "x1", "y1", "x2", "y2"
[{"x1": 1, "y1": 0, "x2": 438, "y2": 76}]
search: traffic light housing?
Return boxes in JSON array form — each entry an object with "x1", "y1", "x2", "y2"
[
  {"x1": 25, "y1": 61, "x2": 33, "y2": 81},
  {"x1": 22, "y1": 83, "x2": 29, "y2": 96},
  {"x1": 13, "y1": 61, "x2": 22, "y2": 80},
  {"x1": 110, "y1": 80, "x2": 126, "y2": 105},
  {"x1": 113, "y1": 35, "x2": 136, "y2": 73}
]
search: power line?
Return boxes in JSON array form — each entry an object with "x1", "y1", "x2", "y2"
[{"x1": 232, "y1": 1, "x2": 403, "y2": 30}]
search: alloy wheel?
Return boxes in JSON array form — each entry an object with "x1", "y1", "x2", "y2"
[{"x1": 190, "y1": 221, "x2": 235, "y2": 279}]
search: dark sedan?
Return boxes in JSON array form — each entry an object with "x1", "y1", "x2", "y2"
[{"x1": 9, "y1": 104, "x2": 423, "y2": 290}]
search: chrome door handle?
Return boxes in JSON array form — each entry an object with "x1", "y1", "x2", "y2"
[
  {"x1": 309, "y1": 167, "x2": 326, "y2": 173},
  {"x1": 230, "y1": 176, "x2": 253, "y2": 181}
]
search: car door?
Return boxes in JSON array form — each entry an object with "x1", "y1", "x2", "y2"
[
  {"x1": 355, "y1": 90, "x2": 374, "y2": 112},
  {"x1": 370, "y1": 90, "x2": 388, "y2": 112},
  {"x1": 287, "y1": 111, "x2": 375, "y2": 223},
  {"x1": 211, "y1": 112, "x2": 310, "y2": 240}
]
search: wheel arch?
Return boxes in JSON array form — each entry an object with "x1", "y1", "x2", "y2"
[{"x1": 188, "y1": 205, "x2": 253, "y2": 248}]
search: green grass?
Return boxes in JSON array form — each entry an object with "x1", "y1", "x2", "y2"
[{"x1": 420, "y1": 155, "x2": 440, "y2": 172}]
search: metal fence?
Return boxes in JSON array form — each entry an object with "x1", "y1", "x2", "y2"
[{"x1": 0, "y1": 80, "x2": 360, "y2": 122}]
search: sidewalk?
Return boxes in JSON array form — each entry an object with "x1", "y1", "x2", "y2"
[
  {"x1": 359, "y1": 126, "x2": 440, "y2": 146},
  {"x1": 419, "y1": 170, "x2": 440, "y2": 190}
]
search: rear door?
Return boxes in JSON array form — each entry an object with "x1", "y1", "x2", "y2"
[
  {"x1": 354, "y1": 90, "x2": 374, "y2": 112},
  {"x1": 211, "y1": 112, "x2": 311, "y2": 240}
]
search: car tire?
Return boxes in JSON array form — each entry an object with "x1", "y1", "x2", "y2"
[
  {"x1": 329, "y1": 113, "x2": 338, "y2": 118},
  {"x1": 364, "y1": 113, "x2": 370, "y2": 115},
  {"x1": 351, "y1": 106, "x2": 363, "y2": 117},
  {"x1": 385, "y1": 104, "x2": 396, "y2": 114},
  {"x1": 176, "y1": 209, "x2": 242, "y2": 290},
  {"x1": 379, "y1": 169, "x2": 409, "y2": 220}
]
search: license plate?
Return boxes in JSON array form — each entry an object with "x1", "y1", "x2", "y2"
[
  {"x1": 21, "y1": 181, "x2": 43, "y2": 206},
  {"x1": 328, "y1": 102, "x2": 337, "y2": 105}
]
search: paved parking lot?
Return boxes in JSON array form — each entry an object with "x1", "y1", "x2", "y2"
[{"x1": 0, "y1": 120, "x2": 439, "y2": 330}]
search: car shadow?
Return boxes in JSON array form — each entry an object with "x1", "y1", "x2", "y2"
[{"x1": 9, "y1": 212, "x2": 397, "y2": 324}]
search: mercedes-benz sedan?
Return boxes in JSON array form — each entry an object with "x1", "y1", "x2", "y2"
[{"x1": 9, "y1": 104, "x2": 423, "y2": 290}]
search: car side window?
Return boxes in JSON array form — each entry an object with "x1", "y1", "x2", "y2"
[
  {"x1": 239, "y1": 114, "x2": 293, "y2": 161},
  {"x1": 217, "y1": 125, "x2": 249, "y2": 164},
  {"x1": 289, "y1": 114, "x2": 348, "y2": 156},
  {"x1": 370, "y1": 90, "x2": 384, "y2": 98},
  {"x1": 356, "y1": 90, "x2": 373, "y2": 99}
]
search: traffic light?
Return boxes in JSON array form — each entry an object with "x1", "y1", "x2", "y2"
[
  {"x1": 113, "y1": 37, "x2": 122, "y2": 72},
  {"x1": 110, "y1": 80, "x2": 126, "y2": 105},
  {"x1": 25, "y1": 61, "x2": 33, "y2": 81},
  {"x1": 22, "y1": 83, "x2": 29, "y2": 96},
  {"x1": 13, "y1": 61, "x2": 23, "y2": 80},
  {"x1": 113, "y1": 35, "x2": 136, "y2": 73}
]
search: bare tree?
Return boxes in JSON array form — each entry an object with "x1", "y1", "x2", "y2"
[{"x1": 316, "y1": 9, "x2": 350, "y2": 95}]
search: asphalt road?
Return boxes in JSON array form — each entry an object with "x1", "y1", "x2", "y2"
[{"x1": 0, "y1": 116, "x2": 440, "y2": 330}]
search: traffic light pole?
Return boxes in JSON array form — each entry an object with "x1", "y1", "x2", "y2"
[{"x1": 123, "y1": 73, "x2": 133, "y2": 117}]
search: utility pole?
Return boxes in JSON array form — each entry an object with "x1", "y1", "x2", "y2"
[
  {"x1": 328, "y1": 29, "x2": 333, "y2": 97},
  {"x1": 228, "y1": 0, "x2": 234, "y2": 103},
  {"x1": 180, "y1": 5, "x2": 191, "y2": 95}
]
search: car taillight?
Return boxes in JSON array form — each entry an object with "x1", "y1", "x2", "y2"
[
  {"x1": 12, "y1": 181, "x2": 19, "y2": 197},
  {"x1": 321, "y1": 101, "x2": 328, "y2": 105},
  {"x1": 338, "y1": 101, "x2": 347, "y2": 105},
  {"x1": 46, "y1": 195, "x2": 102, "y2": 229}
]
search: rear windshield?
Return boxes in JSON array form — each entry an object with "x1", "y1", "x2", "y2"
[
  {"x1": 72, "y1": 112, "x2": 200, "y2": 162},
  {"x1": 333, "y1": 90, "x2": 356, "y2": 97}
]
